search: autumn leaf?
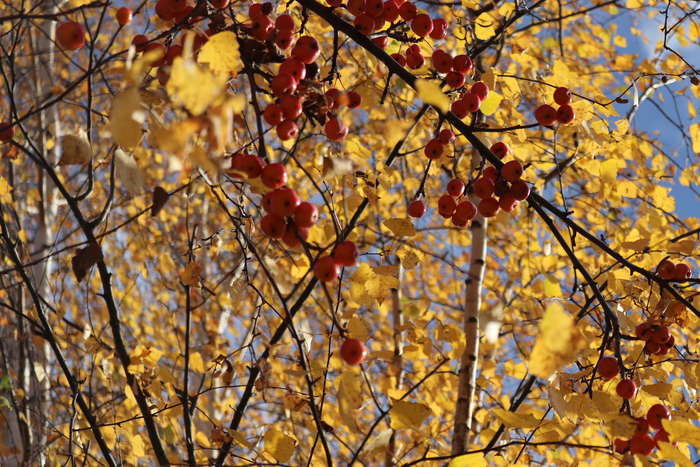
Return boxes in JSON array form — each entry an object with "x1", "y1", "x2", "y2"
[
  {"x1": 449, "y1": 453, "x2": 488, "y2": 467},
  {"x1": 59, "y1": 131, "x2": 92, "y2": 165},
  {"x1": 415, "y1": 79, "x2": 449, "y2": 113},
  {"x1": 389, "y1": 399, "x2": 432, "y2": 430},
  {"x1": 197, "y1": 31, "x2": 243, "y2": 77},
  {"x1": 110, "y1": 87, "x2": 142, "y2": 149},
  {"x1": 383, "y1": 218, "x2": 417, "y2": 237},
  {"x1": 492, "y1": 408, "x2": 541, "y2": 429},
  {"x1": 528, "y1": 303, "x2": 585, "y2": 379}
]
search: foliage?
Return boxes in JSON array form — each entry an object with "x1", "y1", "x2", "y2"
[{"x1": 0, "y1": 0, "x2": 699, "y2": 465}]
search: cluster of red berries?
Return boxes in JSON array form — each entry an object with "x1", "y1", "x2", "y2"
[
  {"x1": 451, "y1": 81, "x2": 490, "y2": 117},
  {"x1": 534, "y1": 86, "x2": 575, "y2": 126},
  {"x1": 636, "y1": 321, "x2": 675, "y2": 356},
  {"x1": 0, "y1": 121, "x2": 14, "y2": 143},
  {"x1": 314, "y1": 241, "x2": 360, "y2": 282},
  {"x1": 229, "y1": 153, "x2": 316, "y2": 249},
  {"x1": 334, "y1": 0, "x2": 447, "y2": 40},
  {"x1": 596, "y1": 356, "x2": 639, "y2": 400},
  {"x1": 657, "y1": 259, "x2": 692, "y2": 280},
  {"x1": 614, "y1": 404, "x2": 672, "y2": 456}
]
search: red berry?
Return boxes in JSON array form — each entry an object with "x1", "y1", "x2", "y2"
[
  {"x1": 334, "y1": 241, "x2": 359, "y2": 267},
  {"x1": 382, "y1": 0, "x2": 400, "y2": 22},
  {"x1": 635, "y1": 322, "x2": 654, "y2": 340},
  {"x1": 279, "y1": 58, "x2": 307, "y2": 82},
  {"x1": 271, "y1": 73, "x2": 297, "y2": 96},
  {"x1": 164, "y1": 45, "x2": 183, "y2": 65},
  {"x1": 629, "y1": 434, "x2": 654, "y2": 455},
  {"x1": 500, "y1": 160, "x2": 523, "y2": 182},
  {"x1": 276, "y1": 120, "x2": 299, "y2": 140},
  {"x1": 292, "y1": 36, "x2": 320, "y2": 64},
  {"x1": 557, "y1": 104, "x2": 575, "y2": 124},
  {"x1": 472, "y1": 177, "x2": 495, "y2": 199},
  {"x1": 452, "y1": 215, "x2": 468, "y2": 227},
  {"x1": 406, "y1": 44, "x2": 421, "y2": 56},
  {"x1": 398, "y1": 2, "x2": 416, "y2": 20},
  {"x1": 651, "y1": 326, "x2": 671, "y2": 345},
  {"x1": 410, "y1": 14, "x2": 433, "y2": 37},
  {"x1": 261, "y1": 163, "x2": 287, "y2": 189},
  {"x1": 116, "y1": 7, "x2": 133, "y2": 26},
  {"x1": 431, "y1": 50, "x2": 453, "y2": 74},
  {"x1": 635, "y1": 418, "x2": 650, "y2": 435},
  {"x1": 264, "y1": 103, "x2": 284, "y2": 126},
  {"x1": 613, "y1": 438, "x2": 629, "y2": 453},
  {"x1": 509, "y1": 180, "x2": 530, "y2": 201},
  {"x1": 494, "y1": 178, "x2": 510, "y2": 198},
  {"x1": 325, "y1": 117, "x2": 349, "y2": 141},
  {"x1": 653, "y1": 429, "x2": 670, "y2": 446},
  {"x1": 340, "y1": 338, "x2": 367, "y2": 365},
  {"x1": 282, "y1": 223, "x2": 309, "y2": 248},
  {"x1": 0, "y1": 121, "x2": 14, "y2": 142},
  {"x1": 483, "y1": 166, "x2": 498, "y2": 181},
  {"x1": 438, "y1": 194, "x2": 457, "y2": 217},
  {"x1": 279, "y1": 94, "x2": 303, "y2": 120},
  {"x1": 275, "y1": 14, "x2": 295, "y2": 31},
  {"x1": 490, "y1": 142, "x2": 509, "y2": 159},
  {"x1": 451, "y1": 99, "x2": 469, "y2": 118},
  {"x1": 260, "y1": 214, "x2": 287, "y2": 239},
  {"x1": 132, "y1": 34, "x2": 148, "y2": 52},
  {"x1": 314, "y1": 255, "x2": 340, "y2": 282},
  {"x1": 354, "y1": 13, "x2": 376, "y2": 34},
  {"x1": 535, "y1": 104, "x2": 557, "y2": 126},
  {"x1": 498, "y1": 193, "x2": 518, "y2": 213},
  {"x1": 454, "y1": 200, "x2": 477, "y2": 220},
  {"x1": 250, "y1": 15, "x2": 274, "y2": 41},
  {"x1": 445, "y1": 71, "x2": 465, "y2": 89},
  {"x1": 294, "y1": 202, "x2": 319, "y2": 227},
  {"x1": 452, "y1": 55, "x2": 473, "y2": 74},
  {"x1": 478, "y1": 197, "x2": 499, "y2": 217},
  {"x1": 553, "y1": 86, "x2": 572, "y2": 105},
  {"x1": 616, "y1": 379, "x2": 637, "y2": 400},
  {"x1": 429, "y1": 18, "x2": 448, "y2": 39},
  {"x1": 240, "y1": 154, "x2": 264, "y2": 178},
  {"x1": 462, "y1": 93, "x2": 481, "y2": 113},
  {"x1": 269, "y1": 187, "x2": 301, "y2": 217},
  {"x1": 346, "y1": 91, "x2": 362, "y2": 108},
  {"x1": 391, "y1": 53, "x2": 407, "y2": 67},
  {"x1": 274, "y1": 30, "x2": 294, "y2": 49},
  {"x1": 372, "y1": 35, "x2": 389, "y2": 49},
  {"x1": 470, "y1": 81, "x2": 489, "y2": 101},
  {"x1": 347, "y1": 0, "x2": 365, "y2": 15},
  {"x1": 210, "y1": 0, "x2": 230, "y2": 9},
  {"x1": 424, "y1": 138, "x2": 445, "y2": 160},
  {"x1": 406, "y1": 52, "x2": 424, "y2": 69},
  {"x1": 438, "y1": 129, "x2": 455, "y2": 144},
  {"x1": 408, "y1": 199, "x2": 426, "y2": 218},
  {"x1": 646, "y1": 404, "x2": 671, "y2": 430},
  {"x1": 597, "y1": 356, "x2": 619, "y2": 380},
  {"x1": 365, "y1": 0, "x2": 384, "y2": 18},
  {"x1": 56, "y1": 21, "x2": 85, "y2": 50},
  {"x1": 643, "y1": 340, "x2": 661, "y2": 355},
  {"x1": 447, "y1": 178, "x2": 465, "y2": 197},
  {"x1": 325, "y1": 88, "x2": 342, "y2": 109},
  {"x1": 658, "y1": 260, "x2": 676, "y2": 279},
  {"x1": 674, "y1": 262, "x2": 692, "y2": 279}
]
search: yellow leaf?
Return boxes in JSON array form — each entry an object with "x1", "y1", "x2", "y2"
[
  {"x1": 621, "y1": 238, "x2": 649, "y2": 251},
  {"x1": 641, "y1": 382, "x2": 672, "y2": 399},
  {"x1": 543, "y1": 278, "x2": 562, "y2": 297},
  {"x1": 338, "y1": 372, "x2": 363, "y2": 429},
  {"x1": 482, "y1": 68, "x2": 497, "y2": 93},
  {"x1": 197, "y1": 31, "x2": 243, "y2": 77},
  {"x1": 600, "y1": 159, "x2": 619, "y2": 183},
  {"x1": 110, "y1": 87, "x2": 142, "y2": 149},
  {"x1": 348, "y1": 315, "x2": 370, "y2": 341},
  {"x1": 263, "y1": 427, "x2": 296, "y2": 463},
  {"x1": 415, "y1": 79, "x2": 449, "y2": 113},
  {"x1": 479, "y1": 91, "x2": 503, "y2": 115},
  {"x1": 114, "y1": 149, "x2": 145, "y2": 196},
  {"x1": 0, "y1": 176, "x2": 12, "y2": 203},
  {"x1": 691, "y1": 123, "x2": 700, "y2": 154},
  {"x1": 167, "y1": 57, "x2": 228, "y2": 116},
  {"x1": 389, "y1": 399, "x2": 432, "y2": 430},
  {"x1": 383, "y1": 218, "x2": 417, "y2": 237},
  {"x1": 449, "y1": 453, "x2": 488, "y2": 467},
  {"x1": 492, "y1": 408, "x2": 540, "y2": 429},
  {"x1": 657, "y1": 442, "x2": 694, "y2": 467},
  {"x1": 189, "y1": 352, "x2": 206, "y2": 373},
  {"x1": 179, "y1": 262, "x2": 202, "y2": 286},
  {"x1": 528, "y1": 303, "x2": 585, "y2": 379},
  {"x1": 475, "y1": 13, "x2": 496, "y2": 40},
  {"x1": 131, "y1": 433, "x2": 145, "y2": 458},
  {"x1": 195, "y1": 431, "x2": 210, "y2": 448},
  {"x1": 663, "y1": 419, "x2": 700, "y2": 444},
  {"x1": 59, "y1": 131, "x2": 92, "y2": 165}
]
